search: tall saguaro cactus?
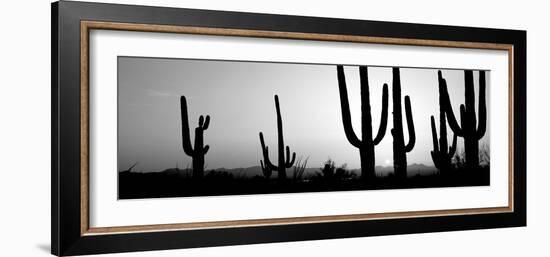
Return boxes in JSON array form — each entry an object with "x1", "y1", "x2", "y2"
[
  {"x1": 336, "y1": 65, "x2": 389, "y2": 179},
  {"x1": 259, "y1": 95, "x2": 296, "y2": 181},
  {"x1": 180, "y1": 95, "x2": 210, "y2": 178},
  {"x1": 391, "y1": 68, "x2": 416, "y2": 179},
  {"x1": 430, "y1": 78, "x2": 458, "y2": 171},
  {"x1": 439, "y1": 70, "x2": 486, "y2": 169}
]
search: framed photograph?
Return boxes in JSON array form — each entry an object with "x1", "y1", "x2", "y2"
[{"x1": 52, "y1": 1, "x2": 526, "y2": 256}]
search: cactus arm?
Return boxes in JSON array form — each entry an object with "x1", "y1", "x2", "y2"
[
  {"x1": 449, "y1": 133, "x2": 457, "y2": 157},
  {"x1": 336, "y1": 65, "x2": 362, "y2": 148},
  {"x1": 202, "y1": 145, "x2": 209, "y2": 154},
  {"x1": 180, "y1": 96, "x2": 195, "y2": 156},
  {"x1": 198, "y1": 115, "x2": 204, "y2": 127},
  {"x1": 476, "y1": 70, "x2": 487, "y2": 140},
  {"x1": 260, "y1": 160, "x2": 272, "y2": 178},
  {"x1": 263, "y1": 146, "x2": 278, "y2": 170},
  {"x1": 439, "y1": 71, "x2": 464, "y2": 136},
  {"x1": 373, "y1": 83, "x2": 389, "y2": 145},
  {"x1": 404, "y1": 96, "x2": 416, "y2": 152},
  {"x1": 430, "y1": 116, "x2": 440, "y2": 152},
  {"x1": 259, "y1": 132, "x2": 278, "y2": 170},
  {"x1": 464, "y1": 70, "x2": 476, "y2": 123},
  {"x1": 290, "y1": 152, "x2": 296, "y2": 166},
  {"x1": 285, "y1": 146, "x2": 291, "y2": 164},
  {"x1": 260, "y1": 160, "x2": 266, "y2": 173},
  {"x1": 285, "y1": 147, "x2": 296, "y2": 168},
  {"x1": 202, "y1": 115, "x2": 210, "y2": 130}
]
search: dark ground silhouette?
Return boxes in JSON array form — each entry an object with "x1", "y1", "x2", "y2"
[{"x1": 118, "y1": 164, "x2": 489, "y2": 199}]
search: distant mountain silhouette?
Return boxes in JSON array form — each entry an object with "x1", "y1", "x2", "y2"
[{"x1": 136, "y1": 164, "x2": 438, "y2": 178}]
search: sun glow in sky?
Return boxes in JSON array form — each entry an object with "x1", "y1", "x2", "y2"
[{"x1": 118, "y1": 57, "x2": 491, "y2": 172}]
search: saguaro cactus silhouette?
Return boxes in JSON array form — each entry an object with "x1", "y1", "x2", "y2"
[
  {"x1": 336, "y1": 65, "x2": 389, "y2": 179},
  {"x1": 259, "y1": 95, "x2": 296, "y2": 181},
  {"x1": 439, "y1": 70, "x2": 486, "y2": 169},
  {"x1": 391, "y1": 68, "x2": 416, "y2": 179},
  {"x1": 430, "y1": 78, "x2": 458, "y2": 171},
  {"x1": 180, "y1": 95, "x2": 210, "y2": 178}
]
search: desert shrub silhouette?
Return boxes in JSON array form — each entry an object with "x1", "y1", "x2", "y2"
[
  {"x1": 314, "y1": 159, "x2": 356, "y2": 182},
  {"x1": 320, "y1": 159, "x2": 336, "y2": 179},
  {"x1": 292, "y1": 157, "x2": 308, "y2": 181}
]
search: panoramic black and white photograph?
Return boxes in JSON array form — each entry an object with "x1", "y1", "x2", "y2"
[{"x1": 118, "y1": 57, "x2": 490, "y2": 199}]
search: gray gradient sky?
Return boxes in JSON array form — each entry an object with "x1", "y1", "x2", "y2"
[{"x1": 118, "y1": 57, "x2": 490, "y2": 172}]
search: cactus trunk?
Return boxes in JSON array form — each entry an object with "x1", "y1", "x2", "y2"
[
  {"x1": 336, "y1": 66, "x2": 388, "y2": 180},
  {"x1": 180, "y1": 96, "x2": 210, "y2": 179},
  {"x1": 259, "y1": 95, "x2": 296, "y2": 181},
  {"x1": 439, "y1": 70, "x2": 486, "y2": 169},
  {"x1": 275, "y1": 95, "x2": 287, "y2": 180},
  {"x1": 359, "y1": 143, "x2": 375, "y2": 179},
  {"x1": 391, "y1": 68, "x2": 416, "y2": 179}
]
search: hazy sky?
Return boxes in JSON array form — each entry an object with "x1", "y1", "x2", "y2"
[{"x1": 118, "y1": 57, "x2": 490, "y2": 172}]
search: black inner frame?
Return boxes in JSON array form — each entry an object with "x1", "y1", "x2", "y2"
[{"x1": 52, "y1": 1, "x2": 526, "y2": 256}]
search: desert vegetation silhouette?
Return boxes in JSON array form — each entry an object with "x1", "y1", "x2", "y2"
[
  {"x1": 438, "y1": 70, "x2": 487, "y2": 170},
  {"x1": 180, "y1": 95, "x2": 210, "y2": 178},
  {"x1": 430, "y1": 72, "x2": 458, "y2": 173},
  {"x1": 336, "y1": 65, "x2": 388, "y2": 180},
  {"x1": 118, "y1": 66, "x2": 490, "y2": 199},
  {"x1": 390, "y1": 67, "x2": 416, "y2": 179},
  {"x1": 259, "y1": 95, "x2": 297, "y2": 181}
]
